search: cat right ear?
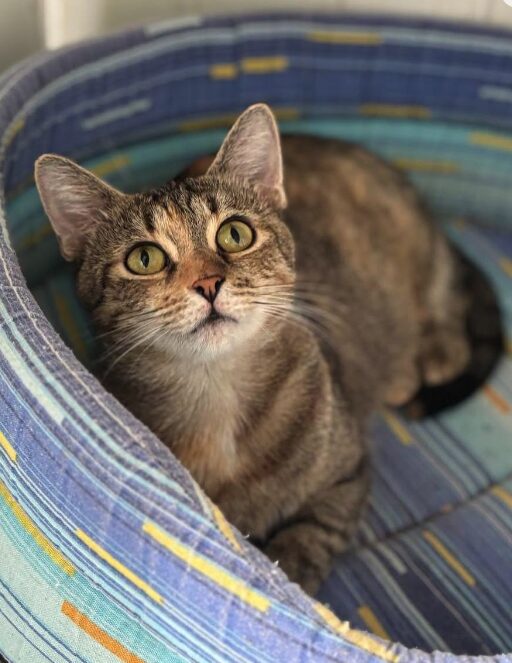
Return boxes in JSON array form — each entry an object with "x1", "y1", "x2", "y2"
[
  {"x1": 207, "y1": 104, "x2": 287, "y2": 209},
  {"x1": 34, "y1": 154, "x2": 124, "y2": 261}
]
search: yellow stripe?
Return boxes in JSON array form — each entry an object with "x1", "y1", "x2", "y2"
[
  {"x1": 360, "y1": 104, "x2": 431, "y2": 119},
  {"x1": 240, "y1": 56, "x2": 288, "y2": 74},
  {"x1": 499, "y1": 257, "x2": 512, "y2": 278},
  {"x1": 62, "y1": 601, "x2": 146, "y2": 663},
  {"x1": 179, "y1": 107, "x2": 299, "y2": 132},
  {"x1": 423, "y1": 530, "x2": 475, "y2": 587},
  {"x1": 491, "y1": 485, "x2": 512, "y2": 510},
  {"x1": 91, "y1": 154, "x2": 130, "y2": 178},
  {"x1": 4, "y1": 117, "x2": 25, "y2": 148},
  {"x1": 191, "y1": 484, "x2": 241, "y2": 550},
  {"x1": 0, "y1": 431, "x2": 16, "y2": 462},
  {"x1": 143, "y1": 521, "x2": 269, "y2": 612},
  {"x1": 273, "y1": 107, "x2": 301, "y2": 121},
  {"x1": 314, "y1": 603, "x2": 399, "y2": 663},
  {"x1": 381, "y1": 410, "x2": 412, "y2": 445},
  {"x1": 470, "y1": 131, "x2": 512, "y2": 152},
  {"x1": 358, "y1": 605, "x2": 391, "y2": 640},
  {"x1": 210, "y1": 63, "x2": 238, "y2": 79},
  {"x1": 483, "y1": 385, "x2": 511, "y2": 414},
  {"x1": 211, "y1": 503, "x2": 242, "y2": 551},
  {"x1": 76, "y1": 529, "x2": 163, "y2": 604},
  {"x1": 0, "y1": 480, "x2": 75, "y2": 575},
  {"x1": 52, "y1": 294, "x2": 87, "y2": 360},
  {"x1": 179, "y1": 113, "x2": 240, "y2": 132},
  {"x1": 392, "y1": 158, "x2": 459, "y2": 174},
  {"x1": 308, "y1": 30, "x2": 382, "y2": 45},
  {"x1": 314, "y1": 601, "x2": 350, "y2": 633}
]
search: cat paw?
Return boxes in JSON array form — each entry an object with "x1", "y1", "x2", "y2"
[
  {"x1": 265, "y1": 536, "x2": 327, "y2": 596},
  {"x1": 419, "y1": 328, "x2": 470, "y2": 386},
  {"x1": 383, "y1": 369, "x2": 420, "y2": 406}
]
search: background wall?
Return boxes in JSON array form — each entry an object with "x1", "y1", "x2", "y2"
[
  {"x1": 44, "y1": 0, "x2": 512, "y2": 47},
  {"x1": 0, "y1": 0, "x2": 43, "y2": 72},
  {"x1": 2, "y1": 0, "x2": 512, "y2": 72}
]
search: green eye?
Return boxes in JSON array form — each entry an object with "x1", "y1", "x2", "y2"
[
  {"x1": 216, "y1": 219, "x2": 254, "y2": 253},
  {"x1": 126, "y1": 244, "x2": 167, "y2": 275}
]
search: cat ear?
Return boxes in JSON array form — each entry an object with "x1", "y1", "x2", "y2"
[
  {"x1": 34, "y1": 154, "x2": 124, "y2": 261},
  {"x1": 207, "y1": 103, "x2": 287, "y2": 209}
]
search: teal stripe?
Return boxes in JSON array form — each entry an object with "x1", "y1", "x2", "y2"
[
  {"x1": 409, "y1": 537, "x2": 510, "y2": 649},
  {"x1": 0, "y1": 509, "x2": 186, "y2": 663},
  {"x1": 0, "y1": 457, "x2": 267, "y2": 663},
  {"x1": 0, "y1": 297, "x2": 191, "y2": 504},
  {"x1": 361, "y1": 549, "x2": 449, "y2": 649}
]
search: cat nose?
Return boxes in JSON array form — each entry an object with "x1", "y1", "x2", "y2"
[{"x1": 192, "y1": 275, "x2": 224, "y2": 303}]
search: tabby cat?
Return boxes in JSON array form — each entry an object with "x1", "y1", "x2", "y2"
[{"x1": 34, "y1": 104, "x2": 470, "y2": 594}]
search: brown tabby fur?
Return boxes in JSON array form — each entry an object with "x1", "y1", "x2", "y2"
[{"x1": 34, "y1": 104, "x2": 470, "y2": 595}]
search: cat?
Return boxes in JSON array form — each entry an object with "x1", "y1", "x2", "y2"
[{"x1": 34, "y1": 104, "x2": 470, "y2": 595}]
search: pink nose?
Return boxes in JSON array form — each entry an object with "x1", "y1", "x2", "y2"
[{"x1": 192, "y1": 275, "x2": 224, "y2": 303}]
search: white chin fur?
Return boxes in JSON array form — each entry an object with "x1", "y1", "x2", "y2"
[{"x1": 158, "y1": 308, "x2": 269, "y2": 360}]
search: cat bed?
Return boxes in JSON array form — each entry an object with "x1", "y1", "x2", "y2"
[{"x1": 1, "y1": 12, "x2": 511, "y2": 663}]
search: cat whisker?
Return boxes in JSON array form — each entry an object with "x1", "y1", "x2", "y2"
[
  {"x1": 93, "y1": 309, "x2": 172, "y2": 345},
  {"x1": 259, "y1": 304, "x2": 333, "y2": 345},
  {"x1": 103, "y1": 325, "x2": 165, "y2": 377},
  {"x1": 256, "y1": 294, "x2": 347, "y2": 332},
  {"x1": 255, "y1": 297, "x2": 347, "y2": 354},
  {"x1": 98, "y1": 316, "x2": 169, "y2": 362}
]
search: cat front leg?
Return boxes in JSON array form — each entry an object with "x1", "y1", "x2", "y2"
[{"x1": 263, "y1": 459, "x2": 369, "y2": 596}]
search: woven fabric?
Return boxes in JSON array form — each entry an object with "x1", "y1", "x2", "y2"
[{"x1": 0, "y1": 13, "x2": 511, "y2": 662}]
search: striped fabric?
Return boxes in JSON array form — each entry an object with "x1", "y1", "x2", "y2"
[{"x1": 0, "y1": 12, "x2": 511, "y2": 663}]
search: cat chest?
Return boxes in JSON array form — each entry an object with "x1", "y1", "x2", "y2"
[{"x1": 176, "y1": 419, "x2": 242, "y2": 496}]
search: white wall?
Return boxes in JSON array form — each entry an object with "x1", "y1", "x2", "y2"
[
  {"x1": 45, "y1": 0, "x2": 512, "y2": 47},
  {"x1": 1, "y1": 0, "x2": 512, "y2": 72},
  {"x1": 89, "y1": 0, "x2": 512, "y2": 32},
  {"x1": 0, "y1": 0, "x2": 43, "y2": 72}
]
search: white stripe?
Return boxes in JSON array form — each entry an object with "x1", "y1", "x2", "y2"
[
  {"x1": 377, "y1": 544, "x2": 407, "y2": 575},
  {"x1": 0, "y1": 325, "x2": 65, "y2": 424},
  {"x1": 145, "y1": 15, "x2": 203, "y2": 36},
  {"x1": 81, "y1": 98, "x2": 152, "y2": 130},
  {"x1": 361, "y1": 550, "x2": 449, "y2": 649},
  {"x1": 0, "y1": 282, "x2": 190, "y2": 503},
  {"x1": 412, "y1": 537, "x2": 511, "y2": 647},
  {"x1": 0, "y1": 456, "x2": 258, "y2": 663},
  {"x1": 479, "y1": 85, "x2": 512, "y2": 103},
  {"x1": 6, "y1": 17, "x2": 512, "y2": 160},
  {"x1": 390, "y1": 541, "x2": 486, "y2": 649}
]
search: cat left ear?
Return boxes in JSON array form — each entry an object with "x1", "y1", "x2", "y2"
[
  {"x1": 35, "y1": 154, "x2": 125, "y2": 261},
  {"x1": 207, "y1": 103, "x2": 287, "y2": 209}
]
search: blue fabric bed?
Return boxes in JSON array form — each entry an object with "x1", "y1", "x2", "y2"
[{"x1": 0, "y1": 12, "x2": 511, "y2": 662}]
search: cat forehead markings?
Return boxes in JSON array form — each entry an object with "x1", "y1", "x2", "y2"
[{"x1": 149, "y1": 192, "x2": 221, "y2": 257}]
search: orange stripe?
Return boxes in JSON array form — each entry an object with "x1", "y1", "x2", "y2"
[
  {"x1": 61, "y1": 601, "x2": 145, "y2": 663},
  {"x1": 483, "y1": 385, "x2": 511, "y2": 414}
]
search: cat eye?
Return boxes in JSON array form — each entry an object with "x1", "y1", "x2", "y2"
[
  {"x1": 216, "y1": 218, "x2": 254, "y2": 254},
  {"x1": 125, "y1": 243, "x2": 168, "y2": 275}
]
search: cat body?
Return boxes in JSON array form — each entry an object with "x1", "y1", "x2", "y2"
[{"x1": 35, "y1": 105, "x2": 469, "y2": 594}]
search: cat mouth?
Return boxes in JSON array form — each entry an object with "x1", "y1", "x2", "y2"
[{"x1": 191, "y1": 309, "x2": 237, "y2": 334}]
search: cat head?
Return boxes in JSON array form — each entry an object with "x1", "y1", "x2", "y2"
[{"x1": 35, "y1": 104, "x2": 295, "y2": 362}]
